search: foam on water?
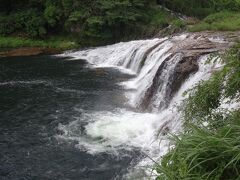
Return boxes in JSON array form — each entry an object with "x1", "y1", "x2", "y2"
[
  {"x1": 57, "y1": 35, "x2": 223, "y2": 178},
  {"x1": 58, "y1": 109, "x2": 161, "y2": 154}
]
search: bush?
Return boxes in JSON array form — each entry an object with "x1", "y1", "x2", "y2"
[
  {"x1": 156, "y1": 114, "x2": 240, "y2": 180},
  {"x1": 0, "y1": 0, "x2": 180, "y2": 44},
  {"x1": 44, "y1": 5, "x2": 62, "y2": 27},
  {"x1": 0, "y1": 10, "x2": 46, "y2": 37},
  {"x1": 0, "y1": 15, "x2": 16, "y2": 35},
  {"x1": 25, "y1": 14, "x2": 47, "y2": 37},
  {"x1": 183, "y1": 71, "x2": 223, "y2": 128}
]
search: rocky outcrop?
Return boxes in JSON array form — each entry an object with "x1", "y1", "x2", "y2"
[
  {"x1": 171, "y1": 55, "x2": 199, "y2": 96},
  {"x1": 140, "y1": 32, "x2": 231, "y2": 111}
]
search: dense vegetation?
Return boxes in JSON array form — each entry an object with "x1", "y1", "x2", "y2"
[
  {"x1": 158, "y1": 0, "x2": 240, "y2": 32},
  {"x1": 189, "y1": 11, "x2": 240, "y2": 32},
  {"x1": 1, "y1": 0, "x2": 240, "y2": 49},
  {"x1": 0, "y1": 0, "x2": 176, "y2": 47},
  {"x1": 156, "y1": 44, "x2": 240, "y2": 179},
  {"x1": 159, "y1": 0, "x2": 240, "y2": 18}
]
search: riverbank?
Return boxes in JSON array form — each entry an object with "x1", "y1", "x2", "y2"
[
  {"x1": 0, "y1": 31, "x2": 238, "y2": 58},
  {"x1": 2, "y1": 8, "x2": 240, "y2": 58},
  {"x1": 0, "y1": 47, "x2": 63, "y2": 58},
  {"x1": 0, "y1": 36, "x2": 78, "y2": 57},
  {"x1": 2, "y1": 11, "x2": 240, "y2": 58}
]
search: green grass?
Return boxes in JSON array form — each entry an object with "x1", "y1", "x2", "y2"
[
  {"x1": 156, "y1": 114, "x2": 240, "y2": 180},
  {"x1": 0, "y1": 36, "x2": 78, "y2": 50},
  {"x1": 189, "y1": 11, "x2": 240, "y2": 32},
  {"x1": 156, "y1": 44, "x2": 240, "y2": 179}
]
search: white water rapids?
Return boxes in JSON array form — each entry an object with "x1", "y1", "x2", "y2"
[{"x1": 57, "y1": 34, "x2": 224, "y2": 179}]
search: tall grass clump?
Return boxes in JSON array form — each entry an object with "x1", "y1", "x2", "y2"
[
  {"x1": 156, "y1": 44, "x2": 240, "y2": 179},
  {"x1": 189, "y1": 11, "x2": 240, "y2": 32},
  {"x1": 157, "y1": 112, "x2": 240, "y2": 180}
]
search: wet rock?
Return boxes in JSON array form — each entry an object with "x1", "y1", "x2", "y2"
[
  {"x1": 140, "y1": 53, "x2": 199, "y2": 111},
  {"x1": 171, "y1": 56, "x2": 199, "y2": 96}
]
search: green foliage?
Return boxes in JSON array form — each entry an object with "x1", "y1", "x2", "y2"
[
  {"x1": 156, "y1": 44, "x2": 240, "y2": 179},
  {"x1": 0, "y1": 10, "x2": 47, "y2": 37},
  {"x1": 148, "y1": 6, "x2": 174, "y2": 27},
  {"x1": 184, "y1": 45, "x2": 240, "y2": 128},
  {"x1": 61, "y1": 0, "x2": 73, "y2": 16},
  {"x1": 223, "y1": 45, "x2": 240, "y2": 100},
  {"x1": 184, "y1": 71, "x2": 223, "y2": 127},
  {"x1": 25, "y1": 14, "x2": 47, "y2": 37},
  {"x1": 189, "y1": 11, "x2": 240, "y2": 32},
  {"x1": 44, "y1": 5, "x2": 62, "y2": 27},
  {"x1": 67, "y1": 10, "x2": 89, "y2": 23},
  {"x1": 2, "y1": 0, "x2": 240, "y2": 45},
  {"x1": 171, "y1": 19, "x2": 186, "y2": 29},
  {"x1": 0, "y1": 0, "x2": 177, "y2": 45},
  {"x1": 0, "y1": 15, "x2": 17, "y2": 35},
  {"x1": 159, "y1": 0, "x2": 240, "y2": 19},
  {"x1": 157, "y1": 113, "x2": 240, "y2": 180},
  {"x1": 65, "y1": 0, "x2": 151, "y2": 44}
]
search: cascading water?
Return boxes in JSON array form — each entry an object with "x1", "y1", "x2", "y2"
[{"x1": 58, "y1": 34, "x2": 226, "y2": 179}]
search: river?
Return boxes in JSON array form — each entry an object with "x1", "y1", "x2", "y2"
[{"x1": 0, "y1": 34, "x2": 224, "y2": 180}]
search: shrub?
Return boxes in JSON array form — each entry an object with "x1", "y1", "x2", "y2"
[
  {"x1": 25, "y1": 14, "x2": 47, "y2": 37},
  {"x1": 156, "y1": 114, "x2": 240, "y2": 180},
  {"x1": 0, "y1": 15, "x2": 16, "y2": 35},
  {"x1": 44, "y1": 5, "x2": 62, "y2": 27},
  {"x1": 0, "y1": 10, "x2": 47, "y2": 37}
]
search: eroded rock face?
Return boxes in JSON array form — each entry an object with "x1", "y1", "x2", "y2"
[
  {"x1": 171, "y1": 56, "x2": 199, "y2": 95},
  {"x1": 140, "y1": 32, "x2": 231, "y2": 111},
  {"x1": 141, "y1": 54, "x2": 199, "y2": 111}
]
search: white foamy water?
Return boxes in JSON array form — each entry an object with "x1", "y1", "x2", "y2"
[{"x1": 57, "y1": 35, "x2": 224, "y2": 179}]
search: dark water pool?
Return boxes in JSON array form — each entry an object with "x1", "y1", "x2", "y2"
[{"x1": 0, "y1": 55, "x2": 142, "y2": 180}]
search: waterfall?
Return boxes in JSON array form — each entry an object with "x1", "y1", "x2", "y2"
[
  {"x1": 62, "y1": 34, "x2": 224, "y2": 112},
  {"x1": 58, "y1": 33, "x2": 225, "y2": 178}
]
